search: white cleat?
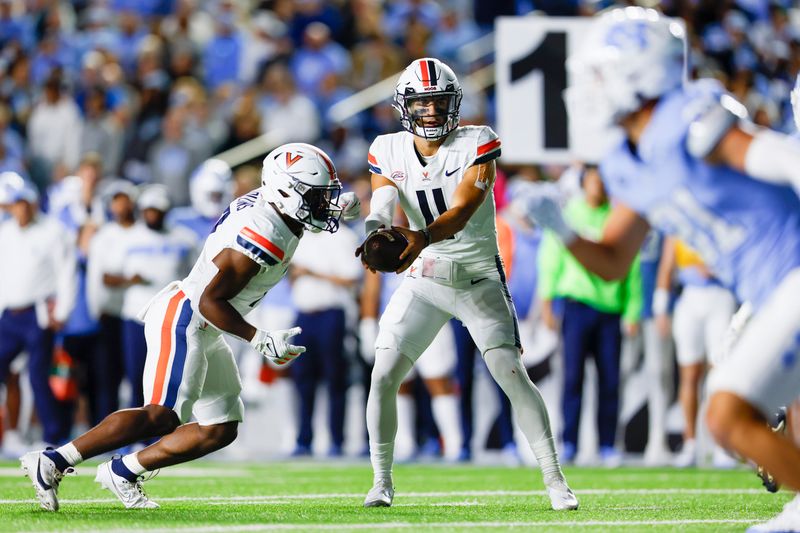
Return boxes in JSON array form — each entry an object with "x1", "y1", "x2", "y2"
[
  {"x1": 546, "y1": 478, "x2": 579, "y2": 511},
  {"x1": 747, "y1": 494, "x2": 800, "y2": 532},
  {"x1": 94, "y1": 460, "x2": 160, "y2": 509},
  {"x1": 364, "y1": 479, "x2": 394, "y2": 508},
  {"x1": 20, "y1": 450, "x2": 73, "y2": 512}
]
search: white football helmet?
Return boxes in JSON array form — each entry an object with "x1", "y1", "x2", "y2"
[
  {"x1": 260, "y1": 142, "x2": 342, "y2": 233},
  {"x1": 0, "y1": 171, "x2": 25, "y2": 205},
  {"x1": 190, "y1": 159, "x2": 233, "y2": 219},
  {"x1": 393, "y1": 58, "x2": 462, "y2": 140},
  {"x1": 564, "y1": 7, "x2": 687, "y2": 129}
]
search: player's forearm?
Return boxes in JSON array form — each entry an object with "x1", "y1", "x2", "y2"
[
  {"x1": 198, "y1": 297, "x2": 256, "y2": 342},
  {"x1": 427, "y1": 206, "x2": 472, "y2": 244},
  {"x1": 567, "y1": 237, "x2": 634, "y2": 281}
]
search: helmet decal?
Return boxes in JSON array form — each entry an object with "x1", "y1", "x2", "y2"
[
  {"x1": 285, "y1": 152, "x2": 303, "y2": 168},
  {"x1": 394, "y1": 57, "x2": 462, "y2": 140}
]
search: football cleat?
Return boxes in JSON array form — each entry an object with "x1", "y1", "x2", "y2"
[
  {"x1": 364, "y1": 479, "x2": 394, "y2": 508},
  {"x1": 756, "y1": 407, "x2": 787, "y2": 493},
  {"x1": 747, "y1": 494, "x2": 800, "y2": 532},
  {"x1": 545, "y1": 478, "x2": 579, "y2": 511},
  {"x1": 20, "y1": 450, "x2": 74, "y2": 512},
  {"x1": 94, "y1": 460, "x2": 160, "y2": 509}
]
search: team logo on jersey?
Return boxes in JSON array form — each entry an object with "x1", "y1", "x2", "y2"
[
  {"x1": 422, "y1": 171, "x2": 431, "y2": 181},
  {"x1": 286, "y1": 152, "x2": 303, "y2": 168},
  {"x1": 391, "y1": 170, "x2": 406, "y2": 182}
]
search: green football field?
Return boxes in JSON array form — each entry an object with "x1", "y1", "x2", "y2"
[{"x1": 0, "y1": 460, "x2": 791, "y2": 532}]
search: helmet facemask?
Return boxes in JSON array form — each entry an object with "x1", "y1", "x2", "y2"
[
  {"x1": 396, "y1": 91, "x2": 461, "y2": 140},
  {"x1": 290, "y1": 179, "x2": 342, "y2": 233}
]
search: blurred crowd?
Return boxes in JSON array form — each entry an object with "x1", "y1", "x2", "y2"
[{"x1": 1, "y1": 0, "x2": 800, "y2": 466}]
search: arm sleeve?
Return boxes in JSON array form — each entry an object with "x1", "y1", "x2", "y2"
[
  {"x1": 471, "y1": 126, "x2": 502, "y2": 166},
  {"x1": 537, "y1": 230, "x2": 564, "y2": 301},
  {"x1": 622, "y1": 253, "x2": 643, "y2": 325},
  {"x1": 364, "y1": 185, "x2": 398, "y2": 235},
  {"x1": 53, "y1": 227, "x2": 78, "y2": 322}
]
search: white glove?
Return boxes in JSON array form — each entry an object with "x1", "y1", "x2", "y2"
[
  {"x1": 718, "y1": 301, "x2": 753, "y2": 365},
  {"x1": 250, "y1": 327, "x2": 306, "y2": 365},
  {"x1": 359, "y1": 318, "x2": 378, "y2": 364},
  {"x1": 513, "y1": 183, "x2": 576, "y2": 244},
  {"x1": 339, "y1": 192, "x2": 361, "y2": 221}
]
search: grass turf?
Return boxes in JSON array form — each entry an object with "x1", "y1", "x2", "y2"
[{"x1": 0, "y1": 460, "x2": 791, "y2": 532}]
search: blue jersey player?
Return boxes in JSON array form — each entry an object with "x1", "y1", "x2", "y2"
[{"x1": 519, "y1": 8, "x2": 800, "y2": 531}]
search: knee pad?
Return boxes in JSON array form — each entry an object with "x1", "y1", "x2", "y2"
[
  {"x1": 371, "y1": 348, "x2": 414, "y2": 392},
  {"x1": 484, "y1": 345, "x2": 524, "y2": 378}
]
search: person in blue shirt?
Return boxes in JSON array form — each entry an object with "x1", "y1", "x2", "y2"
[
  {"x1": 518, "y1": 9, "x2": 800, "y2": 526},
  {"x1": 167, "y1": 159, "x2": 233, "y2": 244}
]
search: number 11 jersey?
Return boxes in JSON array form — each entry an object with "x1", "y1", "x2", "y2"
[{"x1": 368, "y1": 125, "x2": 502, "y2": 264}]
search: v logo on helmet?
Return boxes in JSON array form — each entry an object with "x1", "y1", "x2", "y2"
[{"x1": 286, "y1": 152, "x2": 303, "y2": 168}]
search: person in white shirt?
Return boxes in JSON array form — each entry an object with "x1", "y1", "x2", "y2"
[
  {"x1": 26, "y1": 76, "x2": 83, "y2": 188},
  {"x1": 86, "y1": 180, "x2": 140, "y2": 420},
  {"x1": 119, "y1": 184, "x2": 197, "y2": 410},
  {"x1": 288, "y1": 222, "x2": 363, "y2": 457},
  {"x1": 0, "y1": 179, "x2": 77, "y2": 446},
  {"x1": 20, "y1": 142, "x2": 361, "y2": 512}
]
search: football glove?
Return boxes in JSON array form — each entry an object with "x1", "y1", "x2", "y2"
[
  {"x1": 514, "y1": 183, "x2": 576, "y2": 244},
  {"x1": 339, "y1": 192, "x2": 361, "y2": 221},
  {"x1": 250, "y1": 327, "x2": 306, "y2": 365}
]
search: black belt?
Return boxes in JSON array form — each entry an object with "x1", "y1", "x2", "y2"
[{"x1": 4, "y1": 305, "x2": 35, "y2": 315}]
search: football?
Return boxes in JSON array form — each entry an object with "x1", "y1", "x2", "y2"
[{"x1": 362, "y1": 229, "x2": 409, "y2": 272}]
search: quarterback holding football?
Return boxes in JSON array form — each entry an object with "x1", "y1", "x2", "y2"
[{"x1": 357, "y1": 57, "x2": 578, "y2": 510}]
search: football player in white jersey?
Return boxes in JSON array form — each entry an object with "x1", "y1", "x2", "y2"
[
  {"x1": 20, "y1": 143, "x2": 361, "y2": 512},
  {"x1": 357, "y1": 57, "x2": 577, "y2": 510}
]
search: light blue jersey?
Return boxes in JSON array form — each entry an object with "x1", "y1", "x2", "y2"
[
  {"x1": 601, "y1": 80, "x2": 800, "y2": 309},
  {"x1": 168, "y1": 207, "x2": 217, "y2": 244}
]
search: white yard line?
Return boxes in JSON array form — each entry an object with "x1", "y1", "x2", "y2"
[
  {"x1": 0, "y1": 487, "x2": 774, "y2": 505},
  {"x1": 0, "y1": 467, "x2": 250, "y2": 478},
  {"x1": 70, "y1": 519, "x2": 767, "y2": 533}
]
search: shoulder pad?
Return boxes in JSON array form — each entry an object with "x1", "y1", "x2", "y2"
[{"x1": 686, "y1": 94, "x2": 747, "y2": 159}]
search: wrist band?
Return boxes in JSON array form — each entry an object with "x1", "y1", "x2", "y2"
[{"x1": 420, "y1": 228, "x2": 432, "y2": 246}]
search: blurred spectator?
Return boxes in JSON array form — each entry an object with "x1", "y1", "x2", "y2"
[
  {"x1": 148, "y1": 108, "x2": 197, "y2": 206},
  {"x1": 428, "y1": 8, "x2": 482, "y2": 71},
  {"x1": 350, "y1": 32, "x2": 404, "y2": 90},
  {"x1": 203, "y1": 0, "x2": 241, "y2": 91},
  {"x1": 232, "y1": 164, "x2": 261, "y2": 198},
  {"x1": 27, "y1": 74, "x2": 83, "y2": 188},
  {"x1": 316, "y1": 124, "x2": 369, "y2": 184},
  {"x1": 46, "y1": 153, "x2": 105, "y2": 232},
  {"x1": 537, "y1": 166, "x2": 642, "y2": 466},
  {"x1": 0, "y1": 0, "x2": 33, "y2": 50},
  {"x1": 240, "y1": 10, "x2": 287, "y2": 85},
  {"x1": 383, "y1": 0, "x2": 442, "y2": 41},
  {"x1": 287, "y1": 0, "x2": 343, "y2": 47},
  {"x1": 656, "y1": 238, "x2": 737, "y2": 469},
  {"x1": 115, "y1": 10, "x2": 147, "y2": 78},
  {"x1": 0, "y1": 180, "x2": 76, "y2": 445},
  {"x1": 288, "y1": 224, "x2": 362, "y2": 457},
  {"x1": 85, "y1": 180, "x2": 138, "y2": 423},
  {"x1": 2, "y1": 53, "x2": 35, "y2": 133},
  {"x1": 80, "y1": 87, "x2": 124, "y2": 175},
  {"x1": 219, "y1": 89, "x2": 263, "y2": 153},
  {"x1": 257, "y1": 62, "x2": 320, "y2": 144},
  {"x1": 167, "y1": 158, "x2": 233, "y2": 243},
  {"x1": 290, "y1": 22, "x2": 350, "y2": 99},
  {"x1": 119, "y1": 184, "x2": 195, "y2": 410}
]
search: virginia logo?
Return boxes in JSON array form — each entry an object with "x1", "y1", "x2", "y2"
[{"x1": 286, "y1": 152, "x2": 303, "y2": 168}]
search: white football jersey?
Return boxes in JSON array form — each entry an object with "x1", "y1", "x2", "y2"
[
  {"x1": 180, "y1": 190, "x2": 300, "y2": 322},
  {"x1": 368, "y1": 125, "x2": 502, "y2": 263}
]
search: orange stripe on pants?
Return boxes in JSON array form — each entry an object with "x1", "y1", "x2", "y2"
[{"x1": 150, "y1": 290, "x2": 185, "y2": 405}]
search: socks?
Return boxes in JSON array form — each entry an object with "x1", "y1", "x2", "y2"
[
  {"x1": 111, "y1": 453, "x2": 147, "y2": 482},
  {"x1": 366, "y1": 347, "x2": 415, "y2": 484},
  {"x1": 369, "y1": 441, "x2": 394, "y2": 484},
  {"x1": 431, "y1": 394, "x2": 463, "y2": 461},
  {"x1": 44, "y1": 443, "x2": 83, "y2": 472},
  {"x1": 533, "y1": 436, "x2": 565, "y2": 483}
]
